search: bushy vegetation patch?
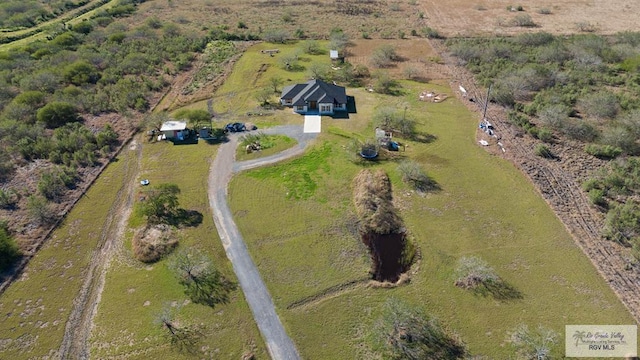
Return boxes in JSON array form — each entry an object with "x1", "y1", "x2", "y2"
[
  {"x1": 0, "y1": 221, "x2": 20, "y2": 271},
  {"x1": 447, "y1": 32, "x2": 640, "y2": 156},
  {"x1": 371, "y1": 298, "x2": 466, "y2": 359},
  {"x1": 583, "y1": 157, "x2": 640, "y2": 257}
]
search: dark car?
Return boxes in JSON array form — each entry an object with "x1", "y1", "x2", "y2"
[{"x1": 224, "y1": 122, "x2": 246, "y2": 133}]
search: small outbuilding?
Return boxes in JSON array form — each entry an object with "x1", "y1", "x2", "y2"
[{"x1": 160, "y1": 121, "x2": 188, "y2": 140}]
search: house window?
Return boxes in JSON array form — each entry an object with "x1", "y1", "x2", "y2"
[
  {"x1": 284, "y1": 99, "x2": 292, "y2": 105},
  {"x1": 296, "y1": 106, "x2": 304, "y2": 111},
  {"x1": 320, "y1": 104, "x2": 331, "y2": 112}
]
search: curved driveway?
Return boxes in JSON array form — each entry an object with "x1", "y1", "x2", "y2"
[{"x1": 208, "y1": 125, "x2": 316, "y2": 360}]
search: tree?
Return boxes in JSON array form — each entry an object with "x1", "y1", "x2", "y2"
[
  {"x1": 507, "y1": 324, "x2": 558, "y2": 360},
  {"x1": 140, "y1": 183, "x2": 181, "y2": 224},
  {"x1": 300, "y1": 40, "x2": 322, "y2": 55},
  {"x1": 255, "y1": 87, "x2": 273, "y2": 107},
  {"x1": 307, "y1": 63, "x2": 330, "y2": 80},
  {"x1": 169, "y1": 247, "x2": 237, "y2": 307},
  {"x1": 329, "y1": 28, "x2": 349, "y2": 53},
  {"x1": 36, "y1": 102, "x2": 80, "y2": 128},
  {"x1": 373, "y1": 106, "x2": 400, "y2": 130},
  {"x1": 173, "y1": 109, "x2": 211, "y2": 129},
  {"x1": 154, "y1": 303, "x2": 202, "y2": 353},
  {"x1": 370, "y1": 44, "x2": 398, "y2": 68},
  {"x1": 268, "y1": 76, "x2": 284, "y2": 93},
  {"x1": 372, "y1": 298, "x2": 466, "y2": 360},
  {"x1": 373, "y1": 71, "x2": 398, "y2": 94},
  {"x1": 63, "y1": 60, "x2": 100, "y2": 85},
  {"x1": 0, "y1": 222, "x2": 20, "y2": 272}
]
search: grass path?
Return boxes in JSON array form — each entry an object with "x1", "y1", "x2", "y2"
[{"x1": 59, "y1": 138, "x2": 141, "y2": 359}]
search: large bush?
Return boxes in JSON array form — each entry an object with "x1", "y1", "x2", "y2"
[
  {"x1": 36, "y1": 102, "x2": 80, "y2": 128},
  {"x1": 0, "y1": 223, "x2": 20, "y2": 271}
]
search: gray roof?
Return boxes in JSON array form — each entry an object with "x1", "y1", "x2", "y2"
[{"x1": 281, "y1": 79, "x2": 347, "y2": 107}]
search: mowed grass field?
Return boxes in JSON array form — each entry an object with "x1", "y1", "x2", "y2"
[
  {"x1": 226, "y1": 44, "x2": 637, "y2": 358},
  {"x1": 90, "y1": 139, "x2": 267, "y2": 359}
]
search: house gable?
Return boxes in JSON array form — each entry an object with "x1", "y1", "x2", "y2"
[{"x1": 280, "y1": 79, "x2": 347, "y2": 114}]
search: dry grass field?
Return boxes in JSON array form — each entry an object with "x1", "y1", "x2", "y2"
[{"x1": 419, "y1": 0, "x2": 640, "y2": 36}]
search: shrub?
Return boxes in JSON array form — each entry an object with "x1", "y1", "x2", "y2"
[
  {"x1": 26, "y1": 195, "x2": 54, "y2": 225},
  {"x1": 577, "y1": 91, "x2": 619, "y2": 120},
  {"x1": 562, "y1": 120, "x2": 599, "y2": 142},
  {"x1": 537, "y1": 104, "x2": 570, "y2": 130},
  {"x1": 421, "y1": 26, "x2": 442, "y2": 39},
  {"x1": 397, "y1": 161, "x2": 438, "y2": 192},
  {"x1": 38, "y1": 166, "x2": 77, "y2": 201},
  {"x1": 370, "y1": 44, "x2": 398, "y2": 68},
  {"x1": 588, "y1": 188, "x2": 607, "y2": 207},
  {"x1": 511, "y1": 14, "x2": 536, "y2": 27},
  {"x1": 600, "y1": 126, "x2": 636, "y2": 154},
  {"x1": 507, "y1": 324, "x2": 558, "y2": 360},
  {"x1": 584, "y1": 144, "x2": 622, "y2": 159},
  {"x1": 372, "y1": 298, "x2": 466, "y2": 359},
  {"x1": 63, "y1": 60, "x2": 100, "y2": 85},
  {"x1": 300, "y1": 40, "x2": 322, "y2": 55},
  {"x1": 537, "y1": 128, "x2": 554, "y2": 143},
  {"x1": 537, "y1": 8, "x2": 552, "y2": 14},
  {"x1": 454, "y1": 256, "x2": 499, "y2": 289},
  {"x1": 262, "y1": 29, "x2": 289, "y2": 43},
  {"x1": 534, "y1": 144, "x2": 553, "y2": 158},
  {"x1": 0, "y1": 223, "x2": 20, "y2": 271},
  {"x1": 0, "y1": 189, "x2": 18, "y2": 209},
  {"x1": 604, "y1": 202, "x2": 640, "y2": 247},
  {"x1": 37, "y1": 102, "x2": 80, "y2": 128}
]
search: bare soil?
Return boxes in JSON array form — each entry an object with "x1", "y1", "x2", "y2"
[
  {"x1": 346, "y1": 38, "x2": 450, "y2": 81},
  {"x1": 419, "y1": 0, "x2": 640, "y2": 36},
  {"x1": 361, "y1": 232, "x2": 409, "y2": 282}
]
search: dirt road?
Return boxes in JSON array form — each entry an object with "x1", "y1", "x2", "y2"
[{"x1": 209, "y1": 125, "x2": 315, "y2": 360}]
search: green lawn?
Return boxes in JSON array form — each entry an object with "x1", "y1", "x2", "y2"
[
  {"x1": 90, "y1": 139, "x2": 267, "y2": 359},
  {"x1": 235, "y1": 134, "x2": 297, "y2": 161},
  {"x1": 226, "y1": 43, "x2": 637, "y2": 358}
]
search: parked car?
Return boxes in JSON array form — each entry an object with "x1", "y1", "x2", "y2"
[{"x1": 224, "y1": 122, "x2": 246, "y2": 133}]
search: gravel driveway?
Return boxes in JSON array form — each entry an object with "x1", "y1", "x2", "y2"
[{"x1": 208, "y1": 125, "x2": 316, "y2": 360}]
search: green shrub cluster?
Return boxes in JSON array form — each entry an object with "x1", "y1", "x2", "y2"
[
  {"x1": 0, "y1": 221, "x2": 20, "y2": 272},
  {"x1": 583, "y1": 158, "x2": 640, "y2": 257},
  {"x1": 447, "y1": 32, "x2": 640, "y2": 157}
]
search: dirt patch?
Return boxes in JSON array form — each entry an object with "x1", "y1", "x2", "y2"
[
  {"x1": 346, "y1": 38, "x2": 449, "y2": 81},
  {"x1": 131, "y1": 224, "x2": 178, "y2": 263},
  {"x1": 361, "y1": 232, "x2": 409, "y2": 282}
]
